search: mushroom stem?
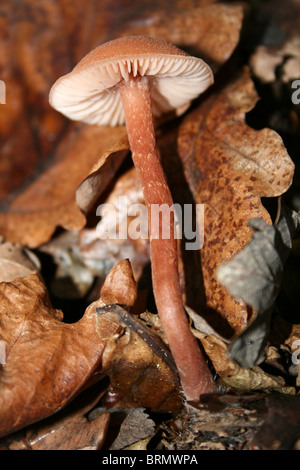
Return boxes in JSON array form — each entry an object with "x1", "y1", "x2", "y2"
[{"x1": 119, "y1": 76, "x2": 216, "y2": 401}]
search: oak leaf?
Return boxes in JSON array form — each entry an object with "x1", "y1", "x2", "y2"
[{"x1": 177, "y1": 68, "x2": 295, "y2": 331}]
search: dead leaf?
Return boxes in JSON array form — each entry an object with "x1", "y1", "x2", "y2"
[
  {"x1": 0, "y1": 124, "x2": 128, "y2": 248},
  {"x1": 0, "y1": 273, "x2": 119, "y2": 438},
  {"x1": 0, "y1": 258, "x2": 181, "y2": 438},
  {"x1": 12, "y1": 411, "x2": 110, "y2": 451},
  {"x1": 98, "y1": 304, "x2": 182, "y2": 413},
  {"x1": 1, "y1": 384, "x2": 110, "y2": 450},
  {"x1": 192, "y1": 324, "x2": 295, "y2": 395},
  {"x1": 220, "y1": 366, "x2": 295, "y2": 395},
  {"x1": 177, "y1": 68, "x2": 295, "y2": 331}
]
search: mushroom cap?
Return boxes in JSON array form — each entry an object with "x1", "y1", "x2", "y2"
[{"x1": 49, "y1": 36, "x2": 213, "y2": 126}]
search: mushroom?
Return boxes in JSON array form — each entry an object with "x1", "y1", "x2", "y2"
[{"x1": 49, "y1": 36, "x2": 216, "y2": 401}]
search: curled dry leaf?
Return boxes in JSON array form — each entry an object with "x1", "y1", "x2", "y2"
[
  {"x1": 177, "y1": 68, "x2": 295, "y2": 331},
  {"x1": 98, "y1": 304, "x2": 182, "y2": 413},
  {"x1": 193, "y1": 327, "x2": 295, "y2": 395},
  {"x1": 0, "y1": 259, "x2": 181, "y2": 438}
]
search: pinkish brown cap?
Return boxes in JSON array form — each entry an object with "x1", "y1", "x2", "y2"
[{"x1": 49, "y1": 36, "x2": 213, "y2": 126}]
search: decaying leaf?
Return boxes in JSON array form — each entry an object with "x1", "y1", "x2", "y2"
[
  {"x1": 177, "y1": 68, "x2": 295, "y2": 331},
  {"x1": 217, "y1": 205, "x2": 299, "y2": 367},
  {"x1": 99, "y1": 304, "x2": 182, "y2": 413},
  {"x1": 0, "y1": 384, "x2": 110, "y2": 450},
  {"x1": 192, "y1": 323, "x2": 295, "y2": 395},
  {"x1": 0, "y1": 274, "x2": 119, "y2": 438},
  {"x1": 0, "y1": 125, "x2": 128, "y2": 248},
  {"x1": 0, "y1": 0, "x2": 245, "y2": 249}
]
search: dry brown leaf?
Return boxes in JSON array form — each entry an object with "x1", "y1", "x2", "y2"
[
  {"x1": 177, "y1": 68, "x2": 295, "y2": 331},
  {"x1": 29, "y1": 412, "x2": 110, "y2": 450},
  {"x1": 0, "y1": 273, "x2": 119, "y2": 438},
  {"x1": 0, "y1": 258, "x2": 182, "y2": 438},
  {"x1": 10, "y1": 411, "x2": 110, "y2": 451},
  {"x1": 1, "y1": 385, "x2": 110, "y2": 450},
  {"x1": 99, "y1": 304, "x2": 182, "y2": 413},
  {"x1": 0, "y1": 238, "x2": 40, "y2": 282},
  {"x1": 0, "y1": 124, "x2": 128, "y2": 248},
  {"x1": 193, "y1": 326, "x2": 294, "y2": 394}
]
